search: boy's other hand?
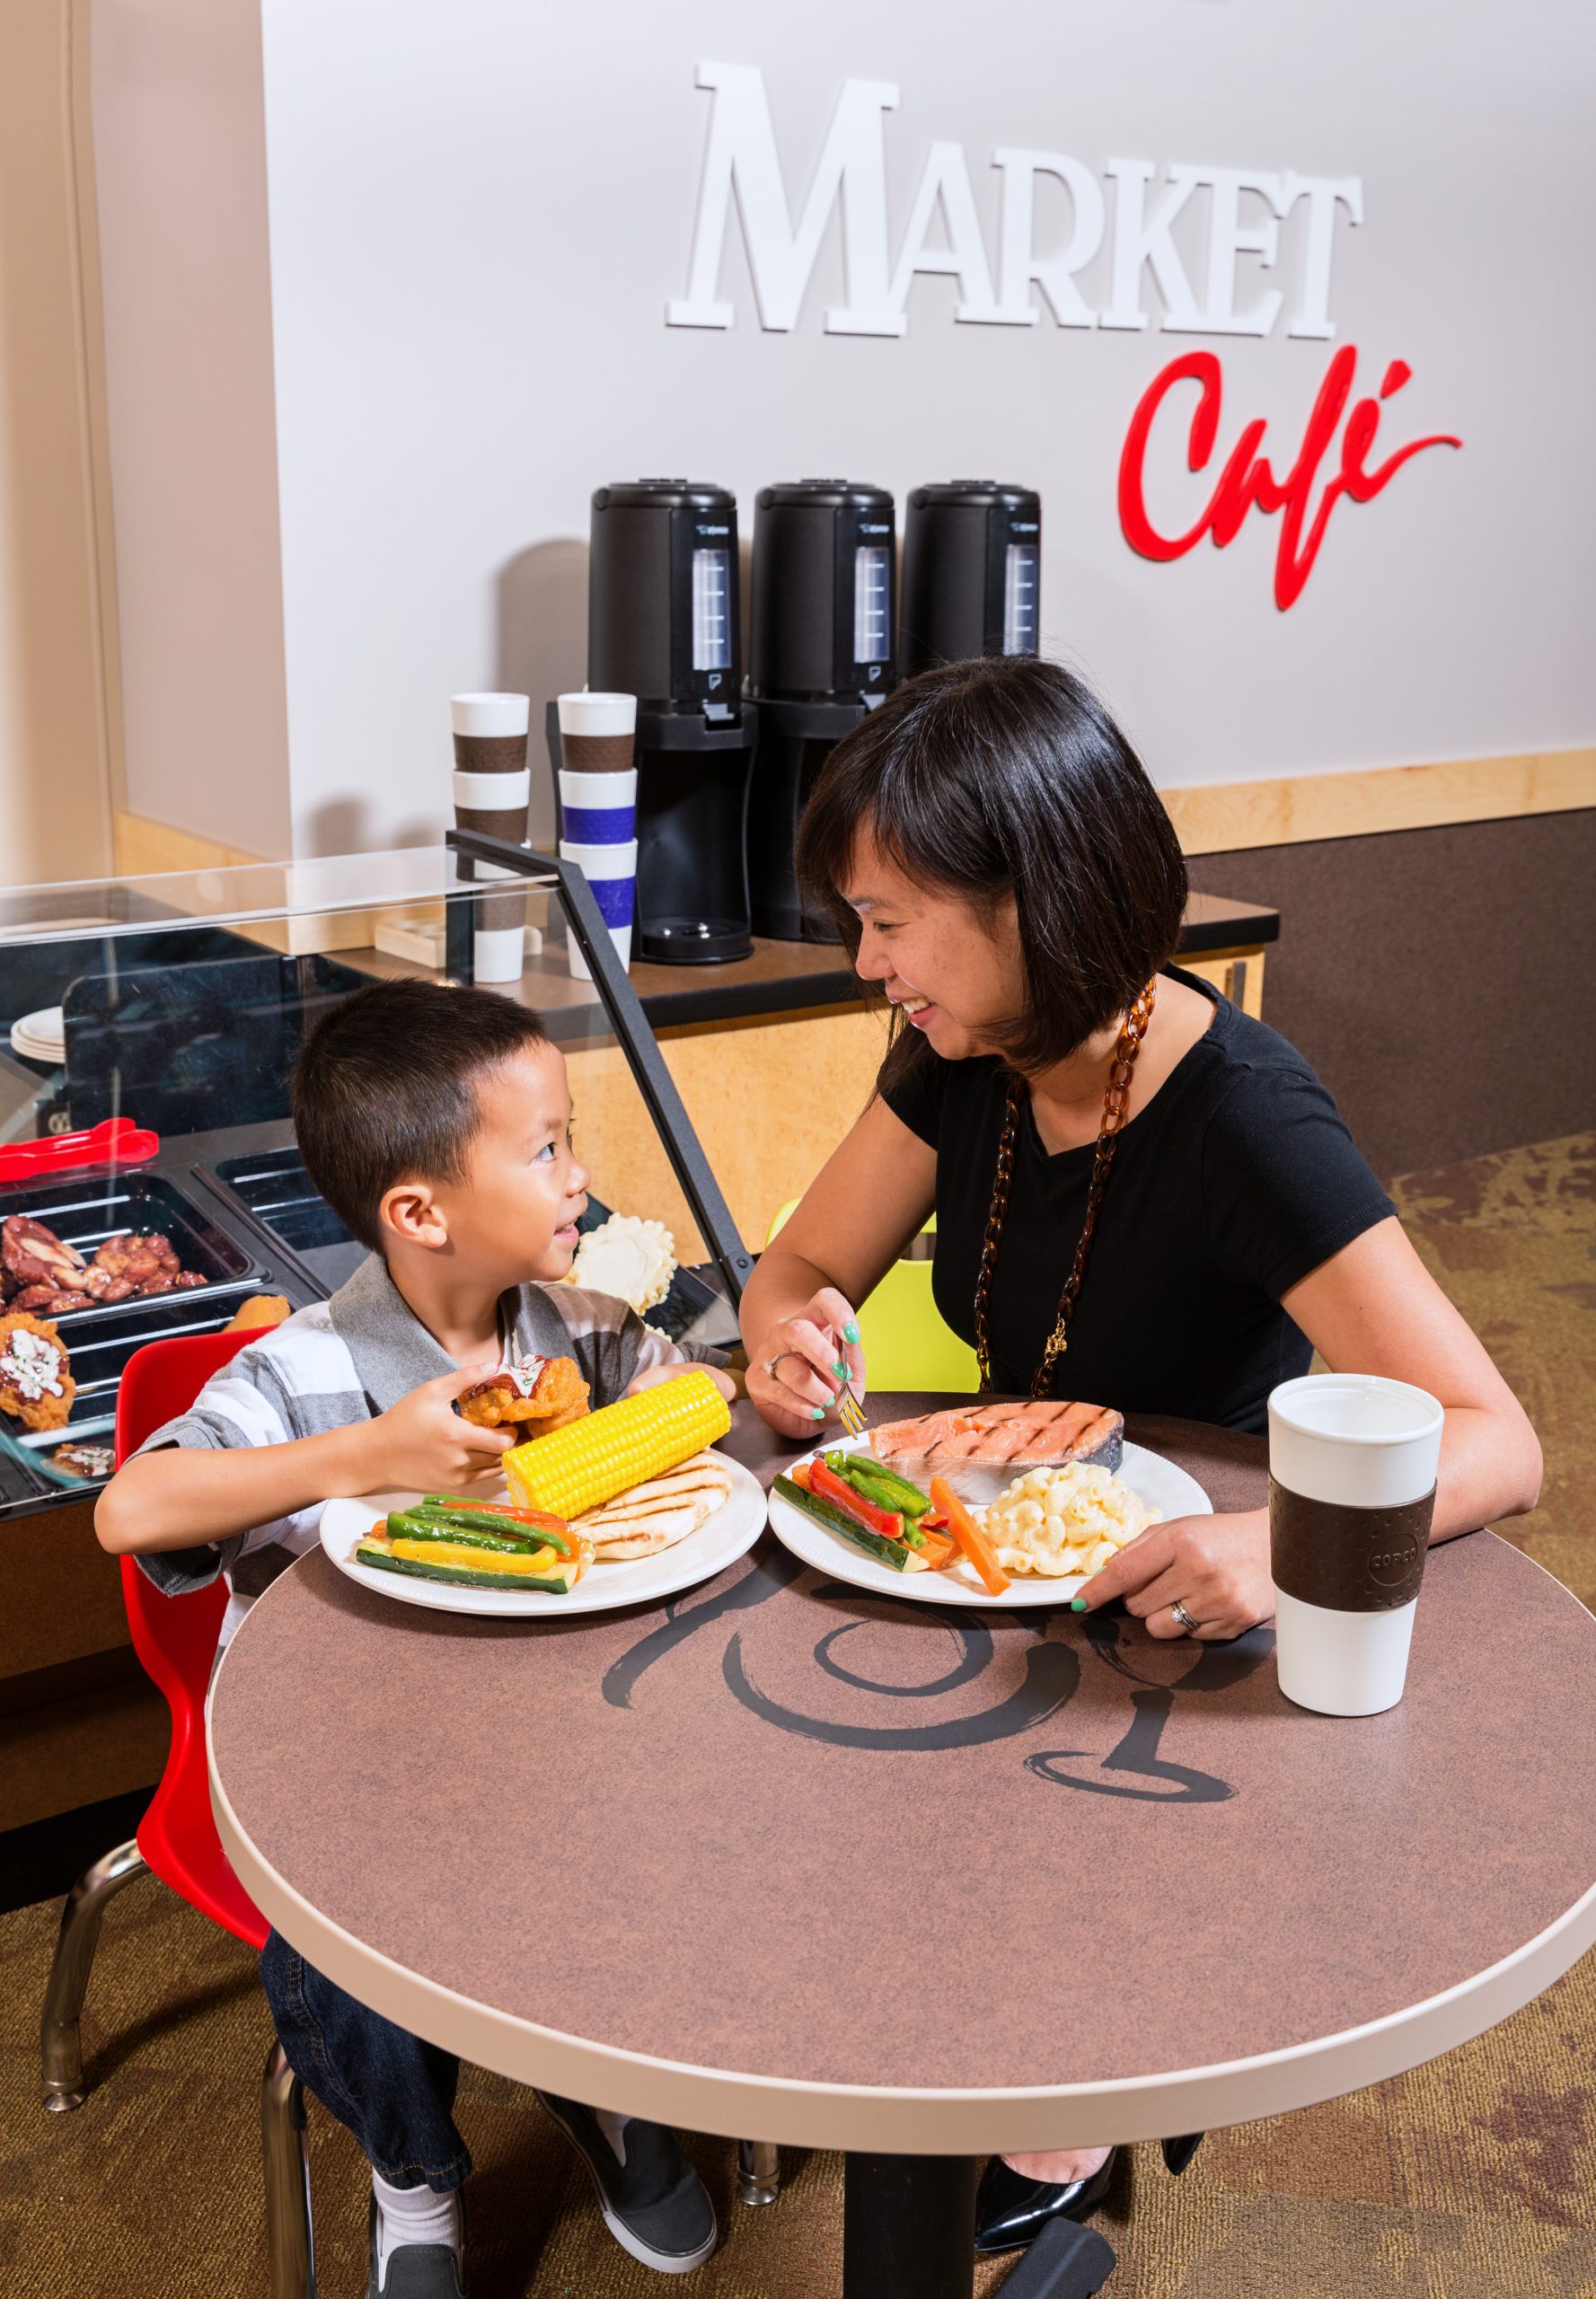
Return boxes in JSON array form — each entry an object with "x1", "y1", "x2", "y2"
[
  {"x1": 627, "y1": 1361, "x2": 738, "y2": 1406},
  {"x1": 363, "y1": 1365, "x2": 516, "y2": 1496}
]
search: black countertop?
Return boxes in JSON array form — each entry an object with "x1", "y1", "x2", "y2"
[{"x1": 353, "y1": 887, "x2": 1279, "y2": 1036}]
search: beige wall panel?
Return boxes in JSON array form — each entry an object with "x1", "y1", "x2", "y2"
[
  {"x1": 1167, "y1": 750, "x2": 1596, "y2": 857},
  {"x1": 567, "y1": 1006, "x2": 890, "y2": 1264},
  {"x1": 0, "y1": 2, "x2": 113, "y2": 884}
]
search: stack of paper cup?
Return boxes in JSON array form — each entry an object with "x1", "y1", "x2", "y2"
[
  {"x1": 1268, "y1": 1373, "x2": 1444, "y2": 1716},
  {"x1": 556, "y1": 692, "x2": 637, "y2": 980},
  {"x1": 452, "y1": 692, "x2": 531, "y2": 982}
]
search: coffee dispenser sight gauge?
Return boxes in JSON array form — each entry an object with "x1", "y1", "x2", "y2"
[
  {"x1": 746, "y1": 479, "x2": 896, "y2": 944},
  {"x1": 899, "y1": 480, "x2": 1041, "y2": 677},
  {"x1": 569, "y1": 480, "x2": 757, "y2": 965}
]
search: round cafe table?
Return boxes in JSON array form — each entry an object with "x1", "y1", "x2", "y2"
[{"x1": 209, "y1": 1399, "x2": 1596, "y2": 2298}]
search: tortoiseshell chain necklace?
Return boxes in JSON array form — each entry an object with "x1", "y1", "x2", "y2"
[{"x1": 973, "y1": 980, "x2": 1158, "y2": 1400}]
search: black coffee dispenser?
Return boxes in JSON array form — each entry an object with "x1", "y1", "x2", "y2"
[
  {"x1": 586, "y1": 480, "x2": 757, "y2": 965},
  {"x1": 745, "y1": 479, "x2": 895, "y2": 943},
  {"x1": 899, "y1": 481, "x2": 1041, "y2": 676}
]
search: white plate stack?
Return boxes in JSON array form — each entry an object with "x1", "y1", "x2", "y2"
[{"x1": 9, "y1": 1007, "x2": 66, "y2": 1066}]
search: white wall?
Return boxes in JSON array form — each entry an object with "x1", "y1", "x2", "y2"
[{"x1": 93, "y1": 0, "x2": 1596, "y2": 858}]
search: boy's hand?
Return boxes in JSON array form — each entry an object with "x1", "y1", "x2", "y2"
[
  {"x1": 359, "y1": 1366, "x2": 516, "y2": 1496},
  {"x1": 626, "y1": 1360, "x2": 738, "y2": 1406}
]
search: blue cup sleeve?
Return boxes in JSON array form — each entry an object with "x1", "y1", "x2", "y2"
[
  {"x1": 562, "y1": 805, "x2": 637, "y2": 843},
  {"x1": 592, "y1": 876, "x2": 635, "y2": 928}
]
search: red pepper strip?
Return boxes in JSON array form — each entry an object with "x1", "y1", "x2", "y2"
[
  {"x1": 928, "y1": 1475, "x2": 1011, "y2": 1596},
  {"x1": 453, "y1": 1499, "x2": 569, "y2": 1536},
  {"x1": 810, "y1": 1458, "x2": 905, "y2": 1541}
]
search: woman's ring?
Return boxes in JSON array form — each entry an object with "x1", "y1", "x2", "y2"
[
  {"x1": 763, "y1": 1352, "x2": 793, "y2": 1382},
  {"x1": 1169, "y1": 1599, "x2": 1200, "y2": 1634}
]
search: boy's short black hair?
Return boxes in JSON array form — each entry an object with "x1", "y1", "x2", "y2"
[{"x1": 291, "y1": 979, "x2": 551, "y2": 1250}]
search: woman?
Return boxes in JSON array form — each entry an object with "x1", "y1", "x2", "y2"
[{"x1": 739, "y1": 654, "x2": 1540, "y2": 2257}]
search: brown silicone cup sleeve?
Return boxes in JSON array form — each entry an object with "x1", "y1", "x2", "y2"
[
  {"x1": 454, "y1": 733, "x2": 529, "y2": 773},
  {"x1": 1269, "y1": 1478, "x2": 1434, "y2": 1612},
  {"x1": 559, "y1": 732, "x2": 635, "y2": 774}
]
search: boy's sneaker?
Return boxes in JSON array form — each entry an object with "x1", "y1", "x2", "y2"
[
  {"x1": 366, "y1": 2192, "x2": 468, "y2": 2298},
  {"x1": 536, "y1": 2092, "x2": 718, "y2": 2274}
]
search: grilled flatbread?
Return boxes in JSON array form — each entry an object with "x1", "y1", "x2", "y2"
[{"x1": 575, "y1": 1451, "x2": 731, "y2": 1560}]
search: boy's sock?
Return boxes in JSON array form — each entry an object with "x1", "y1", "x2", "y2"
[
  {"x1": 372, "y1": 2170, "x2": 462, "y2": 2277},
  {"x1": 593, "y1": 2108, "x2": 630, "y2": 2162}
]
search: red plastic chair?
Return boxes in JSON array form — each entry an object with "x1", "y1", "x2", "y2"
[{"x1": 39, "y1": 1326, "x2": 313, "y2": 2295}]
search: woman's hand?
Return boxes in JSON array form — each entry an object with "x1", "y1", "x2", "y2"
[
  {"x1": 745, "y1": 1287, "x2": 866, "y2": 1440},
  {"x1": 626, "y1": 1360, "x2": 738, "y2": 1405},
  {"x1": 1072, "y1": 1506, "x2": 1274, "y2": 1641}
]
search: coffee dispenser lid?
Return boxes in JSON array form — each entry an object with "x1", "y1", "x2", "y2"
[
  {"x1": 593, "y1": 480, "x2": 736, "y2": 511},
  {"x1": 909, "y1": 480, "x2": 1039, "y2": 509},
  {"x1": 756, "y1": 478, "x2": 894, "y2": 512}
]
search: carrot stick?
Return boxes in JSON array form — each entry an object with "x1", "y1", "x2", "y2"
[
  {"x1": 928, "y1": 1475, "x2": 1011, "y2": 1596},
  {"x1": 789, "y1": 1460, "x2": 813, "y2": 1491}
]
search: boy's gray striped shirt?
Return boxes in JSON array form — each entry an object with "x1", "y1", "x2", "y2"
[{"x1": 132, "y1": 1250, "x2": 725, "y2": 1633}]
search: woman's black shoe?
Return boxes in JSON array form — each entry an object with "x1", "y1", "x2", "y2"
[
  {"x1": 1160, "y1": 2132, "x2": 1204, "y2": 2176},
  {"x1": 974, "y1": 2151, "x2": 1119, "y2": 2256}
]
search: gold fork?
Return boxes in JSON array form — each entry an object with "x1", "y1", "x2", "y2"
[{"x1": 830, "y1": 1329, "x2": 866, "y2": 1440}]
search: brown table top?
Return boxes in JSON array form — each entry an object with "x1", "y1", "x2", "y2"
[{"x1": 209, "y1": 1399, "x2": 1596, "y2": 2152}]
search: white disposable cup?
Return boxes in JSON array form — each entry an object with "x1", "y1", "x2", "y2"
[
  {"x1": 559, "y1": 768, "x2": 639, "y2": 811},
  {"x1": 560, "y1": 837, "x2": 636, "y2": 982},
  {"x1": 472, "y1": 923, "x2": 525, "y2": 982},
  {"x1": 557, "y1": 691, "x2": 636, "y2": 738},
  {"x1": 451, "y1": 692, "x2": 530, "y2": 737},
  {"x1": 1268, "y1": 1374, "x2": 1444, "y2": 1717}
]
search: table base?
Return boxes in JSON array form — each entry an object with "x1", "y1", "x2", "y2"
[{"x1": 842, "y1": 2151, "x2": 978, "y2": 2299}]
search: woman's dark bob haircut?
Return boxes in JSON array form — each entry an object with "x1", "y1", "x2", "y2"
[{"x1": 796, "y1": 654, "x2": 1188, "y2": 1075}]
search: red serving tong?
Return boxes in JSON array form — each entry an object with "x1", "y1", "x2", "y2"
[{"x1": 0, "y1": 1117, "x2": 160, "y2": 1184}]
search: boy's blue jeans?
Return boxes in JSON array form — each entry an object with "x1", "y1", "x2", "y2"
[{"x1": 261, "y1": 1929, "x2": 471, "y2": 2192}]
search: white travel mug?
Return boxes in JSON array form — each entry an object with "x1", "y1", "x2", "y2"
[{"x1": 1268, "y1": 1373, "x2": 1444, "y2": 1717}]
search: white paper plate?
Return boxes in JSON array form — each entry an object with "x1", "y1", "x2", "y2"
[
  {"x1": 321, "y1": 1454, "x2": 765, "y2": 1617},
  {"x1": 766, "y1": 1436, "x2": 1212, "y2": 1608}
]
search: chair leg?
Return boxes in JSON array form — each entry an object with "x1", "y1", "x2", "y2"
[
  {"x1": 736, "y1": 2138, "x2": 781, "y2": 2206},
  {"x1": 262, "y1": 2039, "x2": 316, "y2": 2299},
  {"x1": 40, "y1": 1837, "x2": 149, "y2": 2110}
]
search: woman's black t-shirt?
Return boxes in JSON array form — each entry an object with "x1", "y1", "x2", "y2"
[{"x1": 878, "y1": 969, "x2": 1394, "y2": 1434}]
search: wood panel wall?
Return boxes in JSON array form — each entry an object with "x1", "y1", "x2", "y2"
[{"x1": 1186, "y1": 809, "x2": 1596, "y2": 1181}]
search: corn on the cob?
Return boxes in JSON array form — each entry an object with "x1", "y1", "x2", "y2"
[{"x1": 502, "y1": 1367, "x2": 730, "y2": 1521}]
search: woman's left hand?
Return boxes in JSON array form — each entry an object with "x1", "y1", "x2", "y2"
[{"x1": 1071, "y1": 1506, "x2": 1274, "y2": 1641}]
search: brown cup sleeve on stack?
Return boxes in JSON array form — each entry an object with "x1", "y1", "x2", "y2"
[
  {"x1": 454, "y1": 731, "x2": 530, "y2": 931},
  {"x1": 559, "y1": 732, "x2": 636, "y2": 774},
  {"x1": 1269, "y1": 1478, "x2": 1434, "y2": 1613}
]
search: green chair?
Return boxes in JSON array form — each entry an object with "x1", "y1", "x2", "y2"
[{"x1": 765, "y1": 1203, "x2": 978, "y2": 1392}]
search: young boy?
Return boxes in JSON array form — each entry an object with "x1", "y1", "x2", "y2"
[{"x1": 97, "y1": 979, "x2": 738, "y2": 2297}]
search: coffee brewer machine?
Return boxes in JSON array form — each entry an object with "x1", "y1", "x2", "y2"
[
  {"x1": 584, "y1": 480, "x2": 757, "y2": 964},
  {"x1": 899, "y1": 480, "x2": 1041, "y2": 675},
  {"x1": 745, "y1": 479, "x2": 895, "y2": 942}
]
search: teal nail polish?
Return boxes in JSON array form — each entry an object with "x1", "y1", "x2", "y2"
[
  {"x1": 833, "y1": 1360, "x2": 848, "y2": 1379},
  {"x1": 1070, "y1": 1597, "x2": 1088, "y2": 1613},
  {"x1": 810, "y1": 1405, "x2": 826, "y2": 1421},
  {"x1": 842, "y1": 1321, "x2": 860, "y2": 1343}
]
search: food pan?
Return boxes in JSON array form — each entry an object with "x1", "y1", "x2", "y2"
[
  {"x1": 200, "y1": 1146, "x2": 366, "y2": 1294},
  {"x1": 0, "y1": 1168, "x2": 260, "y2": 1327},
  {"x1": 0, "y1": 1276, "x2": 275, "y2": 1509}
]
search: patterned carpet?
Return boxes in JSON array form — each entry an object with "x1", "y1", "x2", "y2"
[{"x1": 2, "y1": 1134, "x2": 1593, "y2": 2299}]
